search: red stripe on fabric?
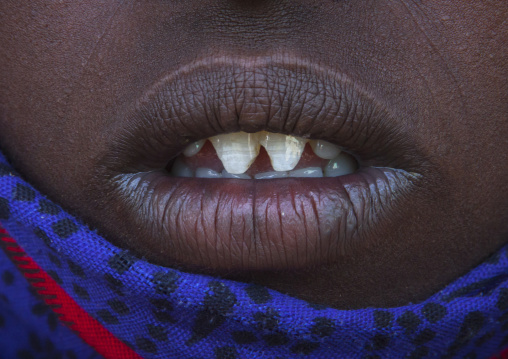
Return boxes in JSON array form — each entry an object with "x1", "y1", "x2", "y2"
[
  {"x1": 0, "y1": 226, "x2": 143, "y2": 359},
  {"x1": 492, "y1": 348, "x2": 508, "y2": 359}
]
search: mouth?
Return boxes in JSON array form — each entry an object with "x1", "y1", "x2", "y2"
[{"x1": 96, "y1": 55, "x2": 426, "y2": 273}]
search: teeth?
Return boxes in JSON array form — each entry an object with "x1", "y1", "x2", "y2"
[
  {"x1": 177, "y1": 131, "x2": 358, "y2": 179},
  {"x1": 310, "y1": 140, "x2": 341, "y2": 160},
  {"x1": 195, "y1": 167, "x2": 221, "y2": 179},
  {"x1": 171, "y1": 158, "x2": 193, "y2": 177},
  {"x1": 289, "y1": 167, "x2": 323, "y2": 178},
  {"x1": 183, "y1": 139, "x2": 206, "y2": 157},
  {"x1": 254, "y1": 171, "x2": 288, "y2": 180},
  {"x1": 222, "y1": 170, "x2": 251, "y2": 179},
  {"x1": 324, "y1": 153, "x2": 357, "y2": 177},
  {"x1": 209, "y1": 132, "x2": 260, "y2": 174},
  {"x1": 258, "y1": 132, "x2": 307, "y2": 172}
]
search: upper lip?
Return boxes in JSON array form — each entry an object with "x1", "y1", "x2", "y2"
[
  {"x1": 92, "y1": 54, "x2": 427, "y2": 272},
  {"x1": 102, "y1": 55, "x2": 426, "y2": 175}
]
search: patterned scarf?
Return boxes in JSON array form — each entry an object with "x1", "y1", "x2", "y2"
[{"x1": 1, "y1": 151, "x2": 508, "y2": 359}]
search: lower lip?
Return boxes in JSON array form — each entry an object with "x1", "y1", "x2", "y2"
[{"x1": 113, "y1": 166, "x2": 416, "y2": 272}]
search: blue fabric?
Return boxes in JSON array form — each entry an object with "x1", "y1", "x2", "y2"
[{"x1": 1, "y1": 151, "x2": 508, "y2": 359}]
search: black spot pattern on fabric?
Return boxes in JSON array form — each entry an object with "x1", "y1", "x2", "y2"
[
  {"x1": 104, "y1": 273, "x2": 124, "y2": 296},
  {"x1": 443, "y1": 274, "x2": 508, "y2": 302},
  {"x1": 413, "y1": 328, "x2": 436, "y2": 345},
  {"x1": 232, "y1": 331, "x2": 258, "y2": 344},
  {"x1": 35, "y1": 227, "x2": 54, "y2": 248},
  {"x1": 215, "y1": 346, "x2": 237, "y2": 359},
  {"x1": 373, "y1": 310, "x2": 393, "y2": 329},
  {"x1": 47, "y1": 270, "x2": 63, "y2": 285},
  {"x1": 13, "y1": 184, "x2": 36, "y2": 201},
  {"x1": 408, "y1": 346, "x2": 429, "y2": 359},
  {"x1": 150, "y1": 298, "x2": 175, "y2": 323},
  {"x1": 136, "y1": 336, "x2": 157, "y2": 353},
  {"x1": 73, "y1": 283, "x2": 90, "y2": 300},
  {"x1": 107, "y1": 299, "x2": 130, "y2": 315},
  {"x1": 38, "y1": 199, "x2": 61, "y2": 215},
  {"x1": 108, "y1": 250, "x2": 138, "y2": 275},
  {"x1": 47, "y1": 252, "x2": 62, "y2": 267},
  {"x1": 187, "y1": 281, "x2": 237, "y2": 345},
  {"x1": 475, "y1": 330, "x2": 495, "y2": 346},
  {"x1": 263, "y1": 333, "x2": 289, "y2": 346},
  {"x1": 422, "y1": 302, "x2": 447, "y2": 323},
  {"x1": 68, "y1": 260, "x2": 85, "y2": 278},
  {"x1": 445, "y1": 311, "x2": 485, "y2": 357},
  {"x1": 52, "y1": 219, "x2": 79, "y2": 239},
  {"x1": 369, "y1": 334, "x2": 390, "y2": 350},
  {"x1": 254, "y1": 307, "x2": 281, "y2": 332},
  {"x1": 311, "y1": 317, "x2": 335, "y2": 338},
  {"x1": 44, "y1": 338, "x2": 55, "y2": 352},
  {"x1": 2, "y1": 270, "x2": 14, "y2": 285},
  {"x1": 396, "y1": 311, "x2": 421, "y2": 333},
  {"x1": 66, "y1": 351, "x2": 78, "y2": 359},
  {"x1": 32, "y1": 302, "x2": 50, "y2": 316},
  {"x1": 500, "y1": 334, "x2": 508, "y2": 349},
  {"x1": 0, "y1": 292, "x2": 8, "y2": 303},
  {"x1": 152, "y1": 271, "x2": 179, "y2": 295},
  {"x1": 245, "y1": 284, "x2": 272, "y2": 304},
  {"x1": 148, "y1": 324, "x2": 167, "y2": 342},
  {"x1": 96, "y1": 309, "x2": 120, "y2": 325},
  {"x1": 47, "y1": 312, "x2": 58, "y2": 331},
  {"x1": 29, "y1": 332, "x2": 42, "y2": 351},
  {"x1": 464, "y1": 352, "x2": 478, "y2": 359},
  {"x1": 497, "y1": 288, "x2": 508, "y2": 311},
  {"x1": 290, "y1": 340, "x2": 320, "y2": 355},
  {"x1": 0, "y1": 197, "x2": 10, "y2": 219},
  {"x1": 502, "y1": 320, "x2": 508, "y2": 332},
  {"x1": 0, "y1": 313, "x2": 4, "y2": 328},
  {"x1": 17, "y1": 350, "x2": 35, "y2": 359},
  {"x1": 363, "y1": 355, "x2": 381, "y2": 359}
]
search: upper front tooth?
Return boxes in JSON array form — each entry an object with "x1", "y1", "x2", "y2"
[
  {"x1": 310, "y1": 140, "x2": 341, "y2": 159},
  {"x1": 258, "y1": 132, "x2": 307, "y2": 172},
  {"x1": 209, "y1": 132, "x2": 260, "y2": 174}
]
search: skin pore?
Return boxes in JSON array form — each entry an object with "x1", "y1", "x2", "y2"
[{"x1": 0, "y1": 1, "x2": 507, "y2": 309}]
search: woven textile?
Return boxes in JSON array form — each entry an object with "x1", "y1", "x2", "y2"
[{"x1": 1, "y1": 151, "x2": 508, "y2": 359}]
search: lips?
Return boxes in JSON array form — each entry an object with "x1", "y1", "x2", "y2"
[{"x1": 95, "y1": 55, "x2": 426, "y2": 273}]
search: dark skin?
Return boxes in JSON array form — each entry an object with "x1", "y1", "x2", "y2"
[{"x1": 0, "y1": 1, "x2": 507, "y2": 309}]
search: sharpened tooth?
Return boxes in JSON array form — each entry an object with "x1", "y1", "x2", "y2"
[
  {"x1": 183, "y1": 139, "x2": 206, "y2": 157},
  {"x1": 195, "y1": 167, "x2": 221, "y2": 178},
  {"x1": 289, "y1": 167, "x2": 323, "y2": 178},
  {"x1": 209, "y1": 132, "x2": 260, "y2": 174},
  {"x1": 254, "y1": 171, "x2": 288, "y2": 179},
  {"x1": 222, "y1": 170, "x2": 251, "y2": 179},
  {"x1": 324, "y1": 153, "x2": 357, "y2": 177},
  {"x1": 171, "y1": 158, "x2": 193, "y2": 177},
  {"x1": 258, "y1": 132, "x2": 307, "y2": 171},
  {"x1": 310, "y1": 140, "x2": 341, "y2": 160}
]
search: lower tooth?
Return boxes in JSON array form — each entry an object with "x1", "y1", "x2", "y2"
[
  {"x1": 254, "y1": 171, "x2": 288, "y2": 180},
  {"x1": 195, "y1": 167, "x2": 221, "y2": 179},
  {"x1": 222, "y1": 170, "x2": 251, "y2": 179},
  {"x1": 289, "y1": 167, "x2": 323, "y2": 178},
  {"x1": 171, "y1": 158, "x2": 193, "y2": 177},
  {"x1": 324, "y1": 153, "x2": 357, "y2": 177}
]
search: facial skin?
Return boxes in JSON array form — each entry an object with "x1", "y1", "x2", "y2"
[{"x1": 0, "y1": 1, "x2": 507, "y2": 309}]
